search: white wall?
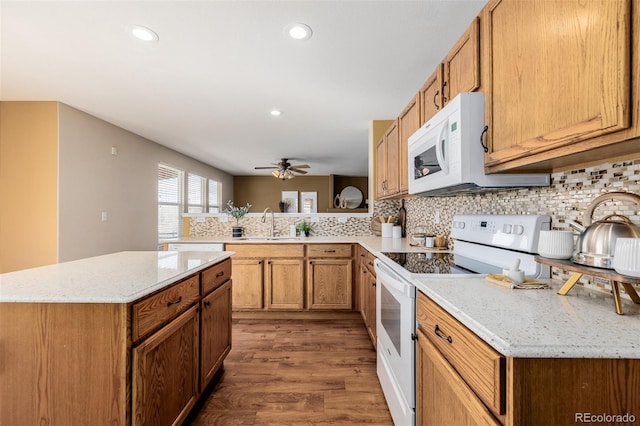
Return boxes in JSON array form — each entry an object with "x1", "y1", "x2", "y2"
[{"x1": 58, "y1": 103, "x2": 233, "y2": 261}]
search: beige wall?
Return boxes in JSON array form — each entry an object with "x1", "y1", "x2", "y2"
[
  {"x1": 233, "y1": 175, "x2": 331, "y2": 213},
  {"x1": 57, "y1": 104, "x2": 234, "y2": 261},
  {"x1": 0, "y1": 102, "x2": 59, "y2": 272}
]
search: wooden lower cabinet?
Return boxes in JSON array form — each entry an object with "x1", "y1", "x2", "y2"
[
  {"x1": 358, "y1": 248, "x2": 377, "y2": 348},
  {"x1": 417, "y1": 328, "x2": 499, "y2": 426},
  {"x1": 231, "y1": 258, "x2": 264, "y2": 309},
  {"x1": 132, "y1": 305, "x2": 200, "y2": 426},
  {"x1": 307, "y1": 258, "x2": 353, "y2": 309},
  {"x1": 417, "y1": 291, "x2": 640, "y2": 425},
  {"x1": 266, "y1": 259, "x2": 305, "y2": 309},
  {"x1": 200, "y1": 280, "x2": 232, "y2": 390}
]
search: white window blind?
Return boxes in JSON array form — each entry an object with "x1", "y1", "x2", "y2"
[
  {"x1": 208, "y1": 179, "x2": 220, "y2": 213},
  {"x1": 158, "y1": 164, "x2": 184, "y2": 239},
  {"x1": 187, "y1": 173, "x2": 205, "y2": 213}
]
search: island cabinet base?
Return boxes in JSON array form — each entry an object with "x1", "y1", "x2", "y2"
[{"x1": 0, "y1": 303, "x2": 130, "y2": 425}]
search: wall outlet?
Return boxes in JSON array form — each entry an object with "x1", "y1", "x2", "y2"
[
  {"x1": 101, "y1": 211, "x2": 108, "y2": 221},
  {"x1": 338, "y1": 216, "x2": 348, "y2": 223},
  {"x1": 111, "y1": 146, "x2": 118, "y2": 156},
  {"x1": 196, "y1": 216, "x2": 206, "y2": 223},
  {"x1": 310, "y1": 216, "x2": 320, "y2": 223}
]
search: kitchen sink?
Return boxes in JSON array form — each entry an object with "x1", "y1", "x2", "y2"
[{"x1": 235, "y1": 236, "x2": 300, "y2": 241}]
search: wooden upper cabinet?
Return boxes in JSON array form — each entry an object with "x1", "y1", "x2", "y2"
[
  {"x1": 374, "y1": 120, "x2": 402, "y2": 200},
  {"x1": 375, "y1": 134, "x2": 386, "y2": 199},
  {"x1": 483, "y1": 0, "x2": 632, "y2": 172},
  {"x1": 420, "y1": 64, "x2": 444, "y2": 125},
  {"x1": 398, "y1": 95, "x2": 420, "y2": 193},
  {"x1": 443, "y1": 17, "x2": 481, "y2": 106}
]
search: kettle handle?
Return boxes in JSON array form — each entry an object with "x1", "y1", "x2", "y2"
[{"x1": 584, "y1": 192, "x2": 640, "y2": 226}]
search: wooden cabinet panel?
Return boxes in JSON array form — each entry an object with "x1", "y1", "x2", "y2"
[
  {"x1": 266, "y1": 259, "x2": 304, "y2": 309},
  {"x1": 132, "y1": 274, "x2": 200, "y2": 342},
  {"x1": 307, "y1": 243, "x2": 353, "y2": 258},
  {"x1": 417, "y1": 328, "x2": 500, "y2": 426},
  {"x1": 307, "y1": 258, "x2": 353, "y2": 310},
  {"x1": 399, "y1": 95, "x2": 420, "y2": 193},
  {"x1": 420, "y1": 65, "x2": 444, "y2": 125},
  {"x1": 375, "y1": 134, "x2": 386, "y2": 199},
  {"x1": 418, "y1": 293, "x2": 505, "y2": 416},
  {"x1": 359, "y1": 260, "x2": 377, "y2": 347},
  {"x1": 443, "y1": 17, "x2": 480, "y2": 105},
  {"x1": 226, "y1": 243, "x2": 304, "y2": 258},
  {"x1": 230, "y1": 259, "x2": 264, "y2": 310},
  {"x1": 202, "y1": 258, "x2": 231, "y2": 294},
  {"x1": 384, "y1": 121, "x2": 400, "y2": 196},
  {"x1": 200, "y1": 280, "x2": 232, "y2": 391},
  {"x1": 483, "y1": 0, "x2": 631, "y2": 171},
  {"x1": 132, "y1": 305, "x2": 199, "y2": 426}
]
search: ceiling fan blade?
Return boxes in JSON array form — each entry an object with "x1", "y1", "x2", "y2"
[
  {"x1": 254, "y1": 166, "x2": 276, "y2": 169},
  {"x1": 290, "y1": 167, "x2": 308, "y2": 174},
  {"x1": 290, "y1": 164, "x2": 310, "y2": 168}
]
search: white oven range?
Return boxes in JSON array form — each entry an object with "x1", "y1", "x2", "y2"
[{"x1": 374, "y1": 214, "x2": 551, "y2": 425}]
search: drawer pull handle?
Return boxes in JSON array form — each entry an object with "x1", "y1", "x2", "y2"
[
  {"x1": 324, "y1": 250, "x2": 336, "y2": 253},
  {"x1": 215, "y1": 271, "x2": 225, "y2": 278},
  {"x1": 167, "y1": 296, "x2": 182, "y2": 307},
  {"x1": 434, "y1": 324, "x2": 452, "y2": 343}
]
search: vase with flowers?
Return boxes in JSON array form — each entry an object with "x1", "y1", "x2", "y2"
[{"x1": 225, "y1": 200, "x2": 252, "y2": 238}]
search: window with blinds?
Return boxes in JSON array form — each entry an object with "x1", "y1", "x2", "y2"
[
  {"x1": 158, "y1": 164, "x2": 184, "y2": 239},
  {"x1": 187, "y1": 173, "x2": 205, "y2": 213},
  {"x1": 208, "y1": 179, "x2": 220, "y2": 213}
]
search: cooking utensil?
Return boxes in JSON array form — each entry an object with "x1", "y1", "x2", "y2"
[{"x1": 571, "y1": 191, "x2": 640, "y2": 269}]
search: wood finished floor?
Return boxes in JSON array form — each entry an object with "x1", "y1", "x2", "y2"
[{"x1": 188, "y1": 318, "x2": 393, "y2": 425}]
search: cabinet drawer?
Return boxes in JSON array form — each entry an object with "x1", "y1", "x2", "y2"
[
  {"x1": 132, "y1": 275, "x2": 200, "y2": 342},
  {"x1": 202, "y1": 258, "x2": 231, "y2": 295},
  {"x1": 307, "y1": 244, "x2": 353, "y2": 258},
  {"x1": 417, "y1": 292, "x2": 505, "y2": 416},
  {"x1": 226, "y1": 244, "x2": 304, "y2": 258}
]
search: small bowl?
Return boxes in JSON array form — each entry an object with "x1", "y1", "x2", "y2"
[
  {"x1": 613, "y1": 238, "x2": 640, "y2": 277},
  {"x1": 537, "y1": 230, "x2": 574, "y2": 260}
]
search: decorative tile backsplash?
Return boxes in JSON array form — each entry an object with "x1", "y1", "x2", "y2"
[{"x1": 190, "y1": 157, "x2": 640, "y2": 296}]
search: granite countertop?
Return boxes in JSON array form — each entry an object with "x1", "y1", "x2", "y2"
[
  {"x1": 413, "y1": 276, "x2": 640, "y2": 359},
  {"x1": 0, "y1": 251, "x2": 233, "y2": 303}
]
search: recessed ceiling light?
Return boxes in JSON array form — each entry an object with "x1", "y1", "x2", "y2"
[
  {"x1": 286, "y1": 23, "x2": 312, "y2": 41},
  {"x1": 131, "y1": 25, "x2": 159, "y2": 42},
  {"x1": 270, "y1": 110, "x2": 283, "y2": 116}
]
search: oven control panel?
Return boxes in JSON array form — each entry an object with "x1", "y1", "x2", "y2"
[{"x1": 451, "y1": 214, "x2": 551, "y2": 253}]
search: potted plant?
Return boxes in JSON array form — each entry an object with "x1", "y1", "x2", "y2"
[
  {"x1": 296, "y1": 220, "x2": 312, "y2": 237},
  {"x1": 225, "y1": 200, "x2": 251, "y2": 238}
]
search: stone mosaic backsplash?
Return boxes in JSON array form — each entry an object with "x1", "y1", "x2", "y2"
[{"x1": 190, "y1": 156, "x2": 640, "y2": 297}]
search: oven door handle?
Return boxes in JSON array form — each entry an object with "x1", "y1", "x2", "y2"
[{"x1": 374, "y1": 259, "x2": 415, "y2": 298}]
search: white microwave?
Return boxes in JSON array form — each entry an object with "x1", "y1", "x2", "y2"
[{"x1": 407, "y1": 92, "x2": 549, "y2": 196}]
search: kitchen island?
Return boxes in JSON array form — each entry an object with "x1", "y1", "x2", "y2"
[{"x1": 0, "y1": 250, "x2": 233, "y2": 426}]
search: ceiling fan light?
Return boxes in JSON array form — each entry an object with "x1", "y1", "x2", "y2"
[{"x1": 272, "y1": 170, "x2": 280, "y2": 178}]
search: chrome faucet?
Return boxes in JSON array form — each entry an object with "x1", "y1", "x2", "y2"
[{"x1": 261, "y1": 207, "x2": 275, "y2": 238}]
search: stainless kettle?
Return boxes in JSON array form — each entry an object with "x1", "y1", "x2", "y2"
[{"x1": 571, "y1": 192, "x2": 640, "y2": 269}]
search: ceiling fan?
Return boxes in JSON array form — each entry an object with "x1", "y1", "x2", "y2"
[{"x1": 255, "y1": 158, "x2": 310, "y2": 180}]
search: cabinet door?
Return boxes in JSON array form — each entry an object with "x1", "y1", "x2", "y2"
[
  {"x1": 132, "y1": 306, "x2": 199, "y2": 426},
  {"x1": 266, "y1": 259, "x2": 304, "y2": 309},
  {"x1": 375, "y1": 135, "x2": 387, "y2": 199},
  {"x1": 200, "y1": 280, "x2": 232, "y2": 391},
  {"x1": 419, "y1": 64, "x2": 444, "y2": 125},
  {"x1": 443, "y1": 17, "x2": 480, "y2": 105},
  {"x1": 231, "y1": 259, "x2": 264, "y2": 310},
  {"x1": 417, "y1": 329, "x2": 499, "y2": 426},
  {"x1": 307, "y1": 258, "x2": 353, "y2": 310},
  {"x1": 359, "y1": 263, "x2": 376, "y2": 348},
  {"x1": 399, "y1": 95, "x2": 420, "y2": 193},
  {"x1": 384, "y1": 120, "x2": 400, "y2": 196},
  {"x1": 484, "y1": 0, "x2": 631, "y2": 170}
]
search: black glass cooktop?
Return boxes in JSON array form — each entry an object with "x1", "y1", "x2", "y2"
[{"x1": 380, "y1": 252, "x2": 476, "y2": 275}]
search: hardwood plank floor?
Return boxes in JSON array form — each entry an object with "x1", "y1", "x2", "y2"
[{"x1": 188, "y1": 318, "x2": 393, "y2": 425}]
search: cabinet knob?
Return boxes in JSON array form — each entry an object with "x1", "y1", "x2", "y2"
[{"x1": 204, "y1": 300, "x2": 211, "y2": 307}]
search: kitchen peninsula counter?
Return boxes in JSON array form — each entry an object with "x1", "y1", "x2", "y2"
[{"x1": 413, "y1": 276, "x2": 640, "y2": 359}]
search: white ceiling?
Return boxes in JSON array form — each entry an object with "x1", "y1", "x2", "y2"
[{"x1": 0, "y1": 0, "x2": 487, "y2": 177}]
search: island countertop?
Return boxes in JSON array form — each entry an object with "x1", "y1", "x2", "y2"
[{"x1": 0, "y1": 251, "x2": 233, "y2": 303}]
